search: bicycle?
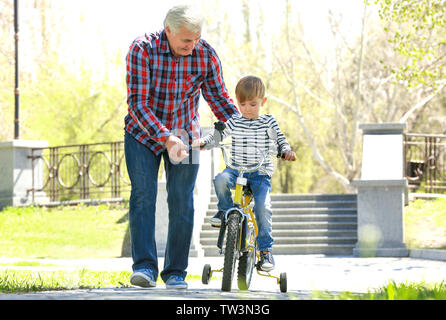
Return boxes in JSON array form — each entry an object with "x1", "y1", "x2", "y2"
[{"x1": 199, "y1": 121, "x2": 289, "y2": 293}]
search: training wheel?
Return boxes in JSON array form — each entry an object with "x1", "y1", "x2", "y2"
[
  {"x1": 279, "y1": 272, "x2": 287, "y2": 293},
  {"x1": 202, "y1": 264, "x2": 212, "y2": 284}
]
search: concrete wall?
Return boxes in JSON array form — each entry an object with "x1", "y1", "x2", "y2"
[{"x1": 0, "y1": 140, "x2": 48, "y2": 210}]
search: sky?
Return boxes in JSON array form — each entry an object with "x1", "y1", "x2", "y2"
[
  {"x1": 81, "y1": 0, "x2": 368, "y2": 52},
  {"x1": 17, "y1": 0, "x2": 372, "y2": 80}
]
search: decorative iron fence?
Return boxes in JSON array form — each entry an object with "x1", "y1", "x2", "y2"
[
  {"x1": 27, "y1": 132, "x2": 445, "y2": 206},
  {"x1": 29, "y1": 141, "x2": 131, "y2": 205},
  {"x1": 404, "y1": 133, "x2": 446, "y2": 194}
]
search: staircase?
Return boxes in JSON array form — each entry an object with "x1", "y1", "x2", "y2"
[{"x1": 199, "y1": 193, "x2": 357, "y2": 256}]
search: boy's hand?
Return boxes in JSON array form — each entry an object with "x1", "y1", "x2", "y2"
[
  {"x1": 191, "y1": 138, "x2": 205, "y2": 149},
  {"x1": 281, "y1": 151, "x2": 296, "y2": 162}
]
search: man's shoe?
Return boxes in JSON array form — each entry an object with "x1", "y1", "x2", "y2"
[
  {"x1": 260, "y1": 251, "x2": 275, "y2": 272},
  {"x1": 165, "y1": 275, "x2": 188, "y2": 289},
  {"x1": 130, "y1": 269, "x2": 156, "y2": 288},
  {"x1": 210, "y1": 211, "x2": 224, "y2": 228}
]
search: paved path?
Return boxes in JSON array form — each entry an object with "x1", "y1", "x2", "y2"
[{"x1": 1, "y1": 255, "x2": 446, "y2": 300}]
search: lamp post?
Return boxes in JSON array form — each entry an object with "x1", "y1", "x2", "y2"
[{"x1": 14, "y1": 0, "x2": 19, "y2": 139}]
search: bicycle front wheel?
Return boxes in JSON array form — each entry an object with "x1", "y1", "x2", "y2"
[
  {"x1": 221, "y1": 212, "x2": 241, "y2": 292},
  {"x1": 237, "y1": 246, "x2": 256, "y2": 290}
]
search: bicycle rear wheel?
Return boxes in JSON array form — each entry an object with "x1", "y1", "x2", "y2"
[{"x1": 221, "y1": 212, "x2": 241, "y2": 292}]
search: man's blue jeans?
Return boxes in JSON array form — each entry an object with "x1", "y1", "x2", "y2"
[
  {"x1": 213, "y1": 168, "x2": 274, "y2": 252},
  {"x1": 124, "y1": 133, "x2": 199, "y2": 282}
]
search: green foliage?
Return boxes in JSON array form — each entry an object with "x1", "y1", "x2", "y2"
[
  {"x1": 20, "y1": 54, "x2": 127, "y2": 146},
  {"x1": 314, "y1": 281, "x2": 446, "y2": 300},
  {"x1": 372, "y1": 0, "x2": 446, "y2": 89},
  {"x1": 3, "y1": 0, "x2": 444, "y2": 195}
]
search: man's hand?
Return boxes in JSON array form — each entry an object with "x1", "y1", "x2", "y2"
[{"x1": 165, "y1": 135, "x2": 189, "y2": 162}]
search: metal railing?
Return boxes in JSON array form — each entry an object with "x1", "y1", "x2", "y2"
[
  {"x1": 29, "y1": 141, "x2": 131, "y2": 205},
  {"x1": 27, "y1": 132, "x2": 446, "y2": 206},
  {"x1": 404, "y1": 133, "x2": 446, "y2": 194}
]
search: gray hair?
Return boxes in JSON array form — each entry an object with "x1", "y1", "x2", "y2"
[{"x1": 163, "y1": 5, "x2": 204, "y2": 34}]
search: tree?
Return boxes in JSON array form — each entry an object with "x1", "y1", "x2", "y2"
[
  {"x1": 372, "y1": 0, "x2": 446, "y2": 90},
  {"x1": 0, "y1": 0, "x2": 127, "y2": 145},
  {"x1": 269, "y1": 0, "x2": 443, "y2": 191},
  {"x1": 0, "y1": 0, "x2": 14, "y2": 140}
]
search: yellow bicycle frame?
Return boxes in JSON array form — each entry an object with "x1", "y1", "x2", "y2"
[{"x1": 233, "y1": 184, "x2": 259, "y2": 251}]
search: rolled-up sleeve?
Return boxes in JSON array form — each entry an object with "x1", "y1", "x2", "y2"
[{"x1": 201, "y1": 50, "x2": 239, "y2": 122}]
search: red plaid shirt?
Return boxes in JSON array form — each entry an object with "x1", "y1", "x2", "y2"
[{"x1": 125, "y1": 30, "x2": 239, "y2": 155}]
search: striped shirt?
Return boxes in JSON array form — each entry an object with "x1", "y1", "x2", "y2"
[
  {"x1": 125, "y1": 30, "x2": 239, "y2": 155},
  {"x1": 203, "y1": 114, "x2": 291, "y2": 176}
]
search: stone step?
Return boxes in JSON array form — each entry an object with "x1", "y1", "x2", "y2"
[
  {"x1": 200, "y1": 236, "x2": 356, "y2": 246},
  {"x1": 202, "y1": 214, "x2": 356, "y2": 224},
  {"x1": 208, "y1": 198, "x2": 357, "y2": 209},
  {"x1": 209, "y1": 193, "x2": 357, "y2": 201},
  {"x1": 205, "y1": 208, "x2": 357, "y2": 216},
  {"x1": 201, "y1": 243, "x2": 355, "y2": 256},
  {"x1": 200, "y1": 193, "x2": 358, "y2": 256},
  {"x1": 201, "y1": 220, "x2": 357, "y2": 231},
  {"x1": 200, "y1": 228, "x2": 358, "y2": 238},
  {"x1": 270, "y1": 193, "x2": 357, "y2": 201}
]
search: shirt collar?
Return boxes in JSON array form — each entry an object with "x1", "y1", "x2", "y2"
[
  {"x1": 159, "y1": 29, "x2": 199, "y2": 57},
  {"x1": 159, "y1": 29, "x2": 171, "y2": 54}
]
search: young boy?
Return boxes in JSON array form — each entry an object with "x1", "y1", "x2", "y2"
[{"x1": 197, "y1": 75, "x2": 296, "y2": 271}]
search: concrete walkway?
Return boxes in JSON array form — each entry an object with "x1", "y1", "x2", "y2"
[{"x1": 1, "y1": 254, "x2": 446, "y2": 300}]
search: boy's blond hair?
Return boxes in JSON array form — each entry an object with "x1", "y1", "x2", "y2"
[{"x1": 235, "y1": 76, "x2": 266, "y2": 103}]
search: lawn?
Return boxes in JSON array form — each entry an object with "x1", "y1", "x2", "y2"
[
  {"x1": 404, "y1": 197, "x2": 446, "y2": 249},
  {"x1": 0, "y1": 198, "x2": 445, "y2": 298},
  {"x1": 0, "y1": 197, "x2": 445, "y2": 260},
  {"x1": 0, "y1": 204, "x2": 129, "y2": 259}
]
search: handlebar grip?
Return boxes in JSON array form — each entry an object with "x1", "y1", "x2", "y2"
[
  {"x1": 214, "y1": 121, "x2": 226, "y2": 132},
  {"x1": 277, "y1": 152, "x2": 296, "y2": 161}
]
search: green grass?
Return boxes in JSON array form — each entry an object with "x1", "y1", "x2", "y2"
[
  {"x1": 0, "y1": 261, "x2": 57, "y2": 267},
  {"x1": 0, "y1": 269, "x2": 206, "y2": 293},
  {"x1": 404, "y1": 198, "x2": 446, "y2": 249},
  {"x1": 0, "y1": 269, "x2": 131, "y2": 293},
  {"x1": 0, "y1": 204, "x2": 129, "y2": 259},
  {"x1": 0, "y1": 199, "x2": 445, "y2": 298},
  {"x1": 1, "y1": 269, "x2": 445, "y2": 300},
  {"x1": 1, "y1": 198, "x2": 444, "y2": 259},
  {"x1": 313, "y1": 281, "x2": 446, "y2": 300}
]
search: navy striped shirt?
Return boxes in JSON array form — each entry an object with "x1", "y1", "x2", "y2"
[
  {"x1": 203, "y1": 114, "x2": 291, "y2": 176},
  {"x1": 125, "y1": 29, "x2": 239, "y2": 155}
]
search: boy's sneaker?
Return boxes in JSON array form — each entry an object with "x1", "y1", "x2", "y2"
[
  {"x1": 130, "y1": 269, "x2": 156, "y2": 288},
  {"x1": 165, "y1": 275, "x2": 188, "y2": 289},
  {"x1": 260, "y1": 251, "x2": 275, "y2": 272},
  {"x1": 210, "y1": 211, "x2": 224, "y2": 228}
]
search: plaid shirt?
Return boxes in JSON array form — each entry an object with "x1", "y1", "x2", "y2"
[{"x1": 125, "y1": 29, "x2": 238, "y2": 155}]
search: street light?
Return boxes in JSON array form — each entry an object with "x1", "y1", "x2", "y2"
[{"x1": 14, "y1": 0, "x2": 19, "y2": 139}]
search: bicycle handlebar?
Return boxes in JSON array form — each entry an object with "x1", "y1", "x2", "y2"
[
  {"x1": 218, "y1": 144, "x2": 274, "y2": 174},
  {"x1": 198, "y1": 120, "x2": 295, "y2": 173}
]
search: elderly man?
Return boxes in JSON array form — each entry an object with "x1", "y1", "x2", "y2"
[{"x1": 124, "y1": 5, "x2": 238, "y2": 289}]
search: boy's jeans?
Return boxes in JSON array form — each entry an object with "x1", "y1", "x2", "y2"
[
  {"x1": 124, "y1": 133, "x2": 199, "y2": 282},
  {"x1": 214, "y1": 168, "x2": 274, "y2": 252}
]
